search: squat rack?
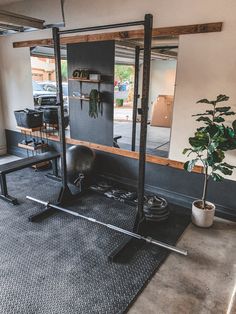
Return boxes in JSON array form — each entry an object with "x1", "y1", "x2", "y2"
[
  {"x1": 53, "y1": 14, "x2": 152, "y2": 260},
  {"x1": 27, "y1": 14, "x2": 188, "y2": 259},
  {"x1": 53, "y1": 14, "x2": 153, "y2": 222},
  {"x1": 29, "y1": 14, "x2": 187, "y2": 260}
]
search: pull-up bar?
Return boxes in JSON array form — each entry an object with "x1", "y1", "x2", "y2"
[
  {"x1": 52, "y1": 14, "x2": 153, "y2": 215},
  {"x1": 29, "y1": 14, "x2": 154, "y2": 261},
  {"x1": 59, "y1": 20, "x2": 144, "y2": 35}
]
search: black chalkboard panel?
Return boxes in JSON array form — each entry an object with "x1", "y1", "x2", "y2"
[{"x1": 67, "y1": 41, "x2": 115, "y2": 146}]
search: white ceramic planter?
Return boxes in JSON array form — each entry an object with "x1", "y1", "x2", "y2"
[{"x1": 192, "y1": 200, "x2": 215, "y2": 228}]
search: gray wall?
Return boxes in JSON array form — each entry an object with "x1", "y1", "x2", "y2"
[{"x1": 68, "y1": 41, "x2": 115, "y2": 146}]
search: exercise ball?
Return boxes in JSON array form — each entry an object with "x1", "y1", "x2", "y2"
[{"x1": 63, "y1": 145, "x2": 96, "y2": 186}]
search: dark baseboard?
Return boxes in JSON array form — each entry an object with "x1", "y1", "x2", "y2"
[{"x1": 99, "y1": 172, "x2": 236, "y2": 222}]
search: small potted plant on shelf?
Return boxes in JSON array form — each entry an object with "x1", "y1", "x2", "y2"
[{"x1": 183, "y1": 94, "x2": 236, "y2": 227}]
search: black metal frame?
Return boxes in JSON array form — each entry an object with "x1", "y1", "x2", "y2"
[
  {"x1": 108, "y1": 14, "x2": 153, "y2": 261},
  {"x1": 131, "y1": 46, "x2": 140, "y2": 152},
  {"x1": 30, "y1": 14, "x2": 153, "y2": 261},
  {"x1": 137, "y1": 14, "x2": 153, "y2": 222},
  {"x1": 53, "y1": 14, "x2": 152, "y2": 206},
  {"x1": 0, "y1": 152, "x2": 60, "y2": 205},
  {"x1": 58, "y1": 20, "x2": 144, "y2": 35},
  {"x1": 52, "y1": 27, "x2": 72, "y2": 204}
]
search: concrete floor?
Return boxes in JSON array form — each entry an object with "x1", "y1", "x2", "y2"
[
  {"x1": 129, "y1": 217, "x2": 236, "y2": 314},
  {"x1": 114, "y1": 121, "x2": 170, "y2": 151},
  {"x1": 67, "y1": 120, "x2": 170, "y2": 156}
]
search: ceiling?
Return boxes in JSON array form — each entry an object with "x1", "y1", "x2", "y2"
[
  {"x1": 115, "y1": 36, "x2": 179, "y2": 64},
  {"x1": 0, "y1": 0, "x2": 23, "y2": 5}
]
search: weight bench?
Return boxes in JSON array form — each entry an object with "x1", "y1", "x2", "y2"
[{"x1": 0, "y1": 151, "x2": 60, "y2": 205}]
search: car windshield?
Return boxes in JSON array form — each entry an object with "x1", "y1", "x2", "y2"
[{"x1": 32, "y1": 81, "x2": 44, "y2": 91}]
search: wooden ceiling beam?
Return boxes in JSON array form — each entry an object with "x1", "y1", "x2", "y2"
[
  {"x1": 13, "y1": 22, "x2": 222, "y2": 48},
  {"x1": 0, "y1": 10, "x2": 44, "y2": 29}
]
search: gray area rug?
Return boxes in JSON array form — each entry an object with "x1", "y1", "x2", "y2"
[{"x1": 0, "y1": 168, "x2": 190, "y2": 314}]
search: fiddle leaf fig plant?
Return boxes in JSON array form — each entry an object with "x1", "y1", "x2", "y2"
[{"x1": 183, "y1": 94, "x2": 236, "y2": 209}]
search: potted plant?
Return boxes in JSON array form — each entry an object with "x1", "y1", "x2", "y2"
[
  {"x1": 183, "y1": 94, "x2": 236, "y2": 227},
  {"x1": 116, "y1": 98, "x2": 124, "y2": 107}
]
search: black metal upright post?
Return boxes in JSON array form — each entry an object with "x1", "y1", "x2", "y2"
[
  {"x1": 109, "y1": 15, "x2": 153, "y2": 261},
  {"x1": 131, "y1": 46, "x2": 140, "y2": 152},
  {"x1": 52, "y1": 27, "x2": 72, "y2": 204},
  {"x1": 137, "y1": 14, "x2": 153, "y2": 221}
]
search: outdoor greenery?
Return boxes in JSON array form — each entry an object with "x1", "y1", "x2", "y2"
[
  {"x1": 61, "y1": 60, "x2": 68, "y2": 81},
  {"x1": 183, "y1": 95, "x2": 236, "y2": 208},
  {"x1": 115, "y1": 64, "x2": 134, "y2": 82}
]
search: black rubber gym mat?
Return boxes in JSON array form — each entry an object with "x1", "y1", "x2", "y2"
[{"x1": 0, "y1": 168, "x2": 190, "y2": 314}]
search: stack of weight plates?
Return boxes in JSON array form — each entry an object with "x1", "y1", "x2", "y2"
[{"x1": 143, "y1": 195, "x2": 169, "y2": 222}]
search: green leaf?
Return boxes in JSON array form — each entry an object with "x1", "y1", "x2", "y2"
[
  {"x1": 220, "y1": 162, "x2": 235, "y2": 169},
  {"x1": 219, "y1": 167, "x2": 233, "y2": 175},
  {"x1": 182, "y1": 148, "x2": 191, "y2": 155},
  {"x1": 206, "y1": 110, "x2": 214, "y2": 115},
  {"x1": 183, "y1": 161, "x2": 190, "y2": 171},
  {"x1": 215, "y1": 150, "x2": 225, "y2": 162},
  {"x1": 213, "y1": 116, "x2": 225, "y2": 123},
  {"x1": 197, "y1": 126, "x2": 206, "y2": 132},
  {"x1": 211, "y1": 173, "x2": 224, "y2": 182},
  {"x1": 197, "y1": 98, "x2": 211, "y2": 104},
  {"x1": 196, "y1": 116, "x2": 212, "y2": 124},
  {"x1": 216, "y1": 94, "x2": 229, "y2": 103},
  {"x1": 222, "y1": 111, "x2": 236, "y2": 116},
  {"x1": 207, "y1": 150, "x2": 225, "y2": 165},
  {"x1": 207, "y1": 124, "x2": 222, "y2": 137},
  {"x1": 213, "y1": 164, "x2": 234, "y2": 175},
  {"x1": 189, "y1": 133, "x2": 209, "y2": 148},
  {"x1": 226, "y1": 127, "x2": 235, "y2": 138},
  {"x1": 232, "y1": 120, "x2": 236, "y2": 131},
  {"x1": 192, "y1": 113, "x2": 213, "y2": 117},
  {"x1": 208, "y1": 142, "x2": 217, "y2": 153},
  {"x1": 184, "y1": 159, "x2": 198, "y2": 172},
  {"x1": 215, "y1": 106, "x2": 231, "y2": 113}
]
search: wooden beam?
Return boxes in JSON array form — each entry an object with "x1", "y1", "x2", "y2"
[
  {"x1": 0, "y1": 23, "x2": 24, "y2": 32},
  {"x1": 0, "y1": 10, "x2": 44, "y2": 29},
  {"x1": 13, "y1": 22, "x2": 222, "y2": 48},
  {"x1": 43, "y1": 134, "x2": 203, "y2": 173}
]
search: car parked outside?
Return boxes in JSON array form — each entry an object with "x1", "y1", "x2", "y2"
[
  {"x1": 32, "y1": 81, "x2": 69, "y2": 112},
  {"x1": 37, "y1": 81, "x2": 69, "y2": 106}
]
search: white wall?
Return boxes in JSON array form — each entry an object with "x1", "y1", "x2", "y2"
[
  {"x1": 138, "y1": 59, "x2": 177, "y2": 120},
  {"x1": 170, "y1": 29, "x2": 236, "y2": 175},
  {"x1": 0, "y1": 0, "x2": 236, "y2": 179},
  {"x1": 149, "y1": 59, "x2": 177, "y2": 120}
]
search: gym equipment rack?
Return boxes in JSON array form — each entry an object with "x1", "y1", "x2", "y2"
[{"x1": 28, "y1": 14, "x2": 188, "y2": 261}]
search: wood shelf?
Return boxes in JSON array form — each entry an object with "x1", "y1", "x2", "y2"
[
  {"x1": 69, "y1": 78, "x2": 101, "y2": 83},
  {"x1": 18, "y1": 143, "x2": 48, "y2": 151},
  {"x1": 17, "y1": 126, "x2": 45, "y2": 133}
]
